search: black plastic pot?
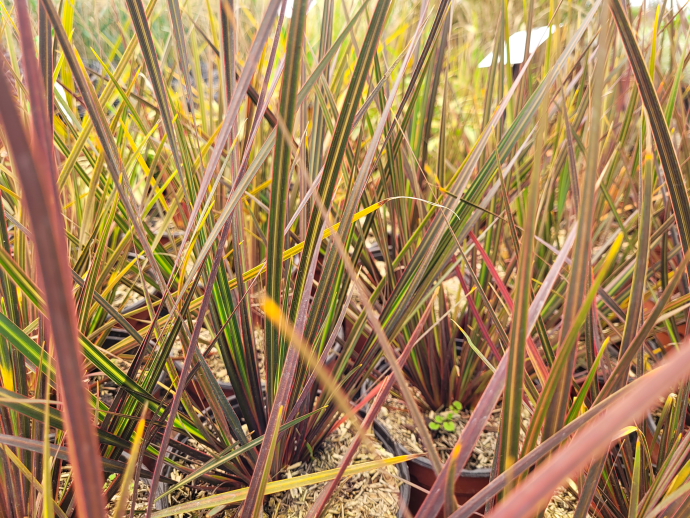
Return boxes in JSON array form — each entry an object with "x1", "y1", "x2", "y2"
[
  {"x1": 369, "y1": 417, "x2": 412, "y2": 518},
  {"x1": 359, "y1": 380, "x2": 490, "y2": 516},
  {"x1": 102, "y1": 297, "x2": 168, "y2": 349},
  {"x1": 159, "y1": 385, "x2": 411, "y2": 517}
]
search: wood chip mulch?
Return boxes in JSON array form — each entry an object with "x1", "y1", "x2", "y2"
[{"x1": 262, "y1": 420, "x2": 401, "y2": 518}]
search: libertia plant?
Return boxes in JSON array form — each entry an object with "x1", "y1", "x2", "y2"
[{"x1": 2, "y1": 0, "x2": 690, "y2": 517}]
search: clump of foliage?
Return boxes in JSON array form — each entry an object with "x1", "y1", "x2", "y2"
[{"x1": 3, "y1": 1, "x2": 690, "y2": 518}]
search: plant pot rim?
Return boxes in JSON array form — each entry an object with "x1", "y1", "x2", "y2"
[
  {"x1": 360, "y1": 413, "x2": 412, "y2": 518},
  {"x1": 406, "y1": 452, "x2": 492, "y2": 477}
]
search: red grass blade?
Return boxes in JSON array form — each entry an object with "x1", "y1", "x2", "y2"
[
  {"x1": 484, "y1": 336, "x2": 690, "y2": 518},
  {"x1": 469, "y1": 231, "x2": 549, "y2": 381},
  {"x1": 0, "y1": 34, "x2": 106, "y2": 518}
]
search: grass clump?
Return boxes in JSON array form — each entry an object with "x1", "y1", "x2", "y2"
[{"x1": 2, "y1": 1, "x2": 690, "y2": 518}]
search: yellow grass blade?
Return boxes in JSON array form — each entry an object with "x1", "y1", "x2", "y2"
[{"x1": 151, "y1": 454, "x2": 419, "y2": 517}]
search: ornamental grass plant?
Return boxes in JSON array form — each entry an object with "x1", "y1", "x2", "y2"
[{"x1": 2, "y1": 0, "x2": 690, "y2": 517}]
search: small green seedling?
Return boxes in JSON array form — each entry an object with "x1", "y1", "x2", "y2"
[
  {"x1": 428, "y1": 401, "x2": 463, "y2": 433},
  {"x1": 305, "y1": 442, "x2": 315, "y2": 460}
]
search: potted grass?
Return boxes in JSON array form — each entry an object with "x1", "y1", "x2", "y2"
[
  {"x1": 89, "y1": 0, "x2": 434, "y2": 510},
  {"x1": 360, "y1": 285, "x2": 499, "y2": 513},
  {"x1": 0, "y1": 0, "x2": 446, "y2": 514},
  {"x1": 7, "y1": 1, "x2": 690, "y2": 518}
]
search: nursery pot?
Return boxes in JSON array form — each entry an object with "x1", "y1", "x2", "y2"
[
  {"x1": 404, "y1": 453, "x2": 491, "y2": 517},
  {"x1": 359, "y1": 380, "x2": 490, "y2": 516},
  {"x1": 102, "y1": 295, "x2": 168, "y2": 349},
  {"x1": 369, "y1": 416, "x2": 412, "y2": 518},
  {"x1": 163, "y1": 391, "x2": 411, "y2": 518}
]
